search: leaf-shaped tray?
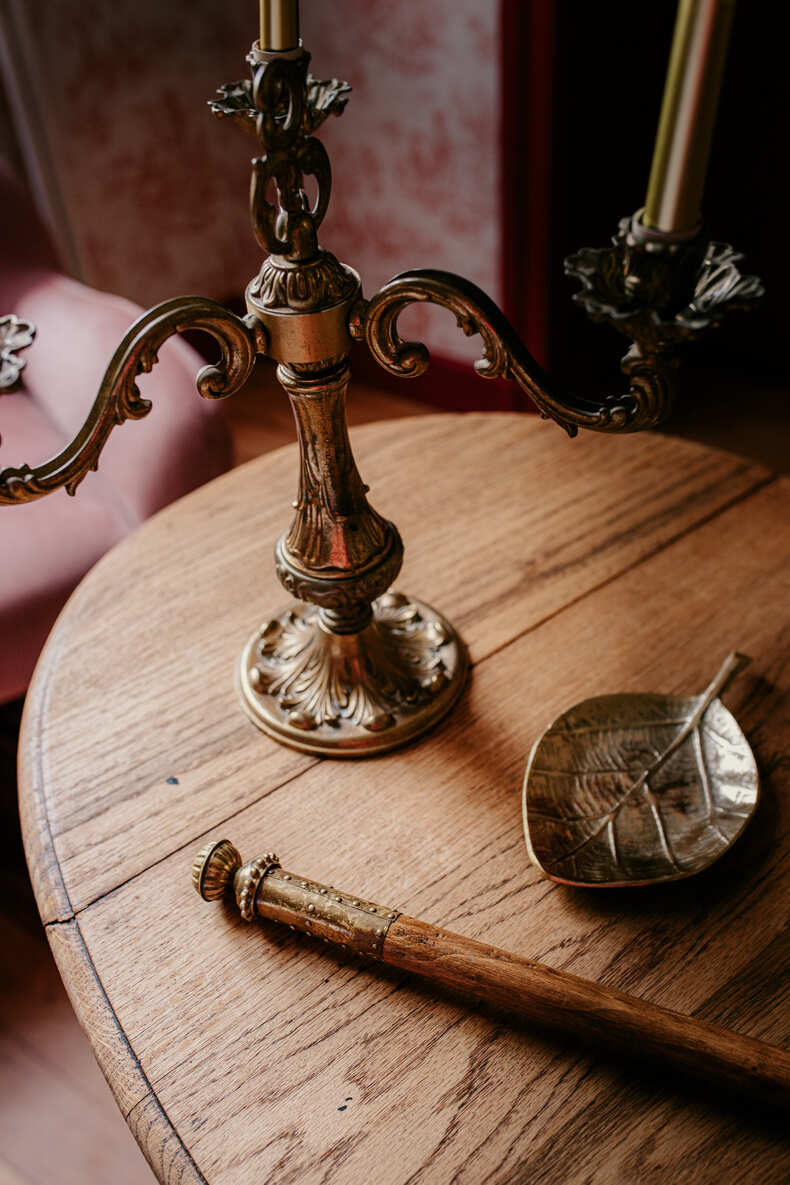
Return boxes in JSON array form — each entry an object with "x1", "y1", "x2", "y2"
[{"x1": 522, "y1": 653, "x2": 759, "y2": 887}]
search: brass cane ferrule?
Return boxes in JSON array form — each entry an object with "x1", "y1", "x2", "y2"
[{"x1": 193, "y1": 839, "x2": 400, "y2": 958}]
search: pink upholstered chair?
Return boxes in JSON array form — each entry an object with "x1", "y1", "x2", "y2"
[{"x1": 0, "y1": 159, "x2": 233, "y2": 702}]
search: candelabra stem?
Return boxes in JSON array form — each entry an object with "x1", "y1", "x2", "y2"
[{"x1": 237, "y1": 354, "x2": 467, "y2": 755}]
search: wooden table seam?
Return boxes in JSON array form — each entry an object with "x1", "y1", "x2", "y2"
[
  {"x1": 19, "y1": 606, "x2": 76, "y2": 925},
  {"x1": 475, "y1": 470, "x2": 778, "y2": 668},
  {"x1": 48, "y1": 758, "x2": 319, "y2": 921}
]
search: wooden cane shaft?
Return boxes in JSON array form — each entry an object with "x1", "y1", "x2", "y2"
[
  {"x1": 194, "y1": 843, "x2": 790, "y2": 1106},
  {"x1": 383, "y1": 915, "x2": 790, "y2": 1107}
]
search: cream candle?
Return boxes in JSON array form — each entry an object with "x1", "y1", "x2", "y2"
[
  {"x1": 259, "y1": 0, "x2": 300, "y2": 52},
  {"x1": 643, "y1": 0, "x2": 736, "y2": 233}
]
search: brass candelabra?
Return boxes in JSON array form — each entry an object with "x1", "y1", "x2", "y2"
[{"x1": 0, "y1": 27, "x2": 761, "y2": 756}]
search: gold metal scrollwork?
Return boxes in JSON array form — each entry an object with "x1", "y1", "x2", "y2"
[
  {"x1": 353, "y1": 269, "x2": 673, "y2": 437},
  {"x1": 0, "y1": 296, "x2": 259, "y2": 506},
  {"x1": 354, "y1": 212, "x2": 762, "y2": 440},
  {"x1": 247, "y1": 53, "x2": 338, "y2": 260}
]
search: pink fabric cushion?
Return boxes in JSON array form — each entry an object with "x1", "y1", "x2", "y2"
[
  {"x1": 0, "y1": 394, "x2": 129, "y2": 701},
  {"x1": 0, "y1": 162, "x2": 233, "y2": 702}
]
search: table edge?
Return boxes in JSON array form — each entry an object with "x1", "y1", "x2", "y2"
[
  {"x1": 18, "y1": 629, "x2": 205, "y2": 1184},
  {"x1": 47, "y1": 918, "x2": 207, "y2": 1185}
]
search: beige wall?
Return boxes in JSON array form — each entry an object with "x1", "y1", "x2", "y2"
[{"x1": 1, "y1": 0, "x2": 502, "y2": 364}]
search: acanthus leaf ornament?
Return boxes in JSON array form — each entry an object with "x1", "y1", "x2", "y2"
[
  {"x1": 209, "y1": 71, "x2": 350, "y2": 140},
  {"x1": 239, "y1": 593, "x2": 466, "y2": 756},
  {"x1": 565, "y1": 214, "x2": 764, "y2": 344}
]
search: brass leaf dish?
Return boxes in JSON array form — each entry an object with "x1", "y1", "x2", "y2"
[{"x1": 522, "y1": 653, "x2": 759, "y2": 887}]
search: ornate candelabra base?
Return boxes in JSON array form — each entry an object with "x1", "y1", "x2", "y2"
[{"x1": 238, "y1": 592, "x2": 467, "y2": 755}]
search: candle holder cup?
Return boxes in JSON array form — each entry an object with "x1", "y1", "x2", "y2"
[{"x1": 0, "y1": 35, "x2": 762, "y2": 756}]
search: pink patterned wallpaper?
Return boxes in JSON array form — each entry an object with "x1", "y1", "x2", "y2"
[
  {"x1": 304, "y1": 2, "x2": 501, "y2": 361},
  {"x1": 3, "y1": 0, "x2": 501, "y2": 364}
]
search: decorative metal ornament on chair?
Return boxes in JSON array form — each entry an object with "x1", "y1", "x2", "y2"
[
  {"x1": 0, "y1": 314, "x2": 36, "y2": 391},
  {"x1": 0, "y1": 3, "x2": 761, "y2": 756}
]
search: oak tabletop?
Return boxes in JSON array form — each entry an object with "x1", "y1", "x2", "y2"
[{"x1": 18, "y1": 413, "x2": 790, "y2": 1184}]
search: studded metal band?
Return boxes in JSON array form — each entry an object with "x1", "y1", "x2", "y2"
[{"x1": 236, "y1": 852, "x2": 281, "y2": 921}]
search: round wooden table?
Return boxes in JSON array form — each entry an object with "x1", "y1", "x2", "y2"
[{"x1": 19, "y1": 414, "x2": 790, "y2": 1184}]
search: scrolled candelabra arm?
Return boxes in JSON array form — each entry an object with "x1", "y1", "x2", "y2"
[
  {"x1": 352, "y1": 270, "x2": 650, "y2": 436},
  {"x1": 0, "y1": 296, "x2": 260, "y2": 506},
  {"x1": 353, "y1": 269, "x2": 677, "y2": 435},
  {"x1": 354, "y1": 211, "x2": 763, "y2": 437}
]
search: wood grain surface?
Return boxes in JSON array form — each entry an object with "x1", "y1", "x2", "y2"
[
  {"x1": 17, "y1": 413, "x2": 790, "y2": 1184},
  {"x1": 383, "y1": 916, "x2": 790, "y2": 1104}
]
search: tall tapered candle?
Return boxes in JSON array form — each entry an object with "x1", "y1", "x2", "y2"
[
  {"x1": 260, "y1": 0, "x2": 300, "y2": 52},
  {"x1": 643, "y1": 0, "x2": 735, "y2": 233}
]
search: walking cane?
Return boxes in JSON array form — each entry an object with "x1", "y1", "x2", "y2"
[{"x1": 193, "y1": 838, "x2": 790, "y2": 1107}]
